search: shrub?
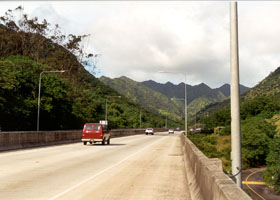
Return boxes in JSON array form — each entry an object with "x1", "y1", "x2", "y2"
[
  {"x1": 220, "y1": 124, "x2": 231, "y2": 135},
  {"x1": 241, "y1": 116, "x2": 275, "y2": 167}
]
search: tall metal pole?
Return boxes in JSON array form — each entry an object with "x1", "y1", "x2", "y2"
[
  {"x1": 37, "y1": 70, "x2": 65, "y2": 132},
  {"x1": 105, "y1": 96, "x2": 121, "y2": 123},
  {"x1": 165, "y1": 115, "x2": 167, "y2": 128},
  {"x1": 230, "y1": 1, "x2": 242, "y2": 188},
  {"x1": 37, "y1": 72, "x2": 43, "y2": 132},
  {"x1": 105, "y1": 99, "x2": 108, "y2": 122},
  {"x1": 195, "y1": 109, "x2": 197, "y2": 131},
  {"x1": 140, "y1": 109, "x2": 142, "y2": 128}
]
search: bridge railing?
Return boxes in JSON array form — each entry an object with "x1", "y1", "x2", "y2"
[{"x1": 180, "y1": 133, "x2": 251, "y2": 200}]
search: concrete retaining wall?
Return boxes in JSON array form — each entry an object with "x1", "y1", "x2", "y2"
[
  {"x1": 0, "y1": 128, "x2": 167, "y2": 151},
  {"x1": 180, "y1": 134, "x2": 251, "y2": 200}
]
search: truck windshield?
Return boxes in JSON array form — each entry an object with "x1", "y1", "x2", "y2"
[
  {"x1": 86, "y1": 125, "x2": 93, "y2": 131},
  {"x1": 93, "y1": 125, "x2": 101, "y2": 131}
]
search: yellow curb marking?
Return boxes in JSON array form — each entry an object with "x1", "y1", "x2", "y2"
[
  {"x1": 245, "y1": 169, "x2": 266, "y2": 200},
  {"x1": 242, "y1": 181, "x2": 265, "y2": 185}
]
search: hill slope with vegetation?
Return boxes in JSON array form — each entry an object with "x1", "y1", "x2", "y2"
[
  {"x1": 194, "y1": 66, "x2": 280, "y2": 193},
  {"x1": 99, "y1": 76, "x2": 184, "y2": 121},
  {"x1": 0, "y1": 6, "x2": 181, "y2": 131}
]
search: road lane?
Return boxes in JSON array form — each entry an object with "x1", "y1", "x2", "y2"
[
  {"x1": 242, "y1": 168, "x2": 280, "y2": 200},
  {"x1": 0, "y1": 132, "x2": 190, "y2": 200}
]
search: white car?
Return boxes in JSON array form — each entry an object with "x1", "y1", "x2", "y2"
[
  {"x1": 145, "y1": 128, "x2": 154, "y2": 135},
  {"x1": 168, "y1": 129, "x2": 174, "y2": 134}
]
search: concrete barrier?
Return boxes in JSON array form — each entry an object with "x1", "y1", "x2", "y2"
[
  {"x1": 110, "y1": 128, "x2": 167, "y2": 137},
  {"x1": 0, "y1": 130, "x2": 81, "y2": 151},
  {"x1": 0, "y1": 128, "x2": 167, "y2": 151},
  {"x1": 180, "y1": 133, "x2": 251, "y2": 200}
]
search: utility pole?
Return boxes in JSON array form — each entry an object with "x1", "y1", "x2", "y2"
[
  {"x1": 230, "y1": 1, "x2": 242, "y2": 188},
  {"x1": 165, "y1": 115, "x2": 167, "y2": 128},
  {"x1": 140, "y1": 109, "x2": 142, "y2": 128},
  {"x1": 195, "y1": 109, "x2": 197, "y2": 131}
]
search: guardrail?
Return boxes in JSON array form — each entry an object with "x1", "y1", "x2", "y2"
[
  {"x1": 0, "y1": 128, "x2": 168, "y2": 151},
  {"x1": 180, "y1": 133, "x2": 251, "y2": 200}
]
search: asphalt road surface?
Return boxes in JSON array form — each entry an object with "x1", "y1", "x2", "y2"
[
  {"x1": 0, "y1": 132, "x2": 191, "y2": 200},
  {"x1": 242, "y1": 168, "x2": 280, "y2": 200}
]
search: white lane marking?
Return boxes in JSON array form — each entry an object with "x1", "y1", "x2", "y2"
[{"x1": 47, "y1": 136, "x2": 167, "y2": 200}]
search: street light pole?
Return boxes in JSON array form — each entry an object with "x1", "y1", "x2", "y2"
[
  {"x1": 165, "y1": 115, "x2": 167, "y2": 128},
  {"x1": 105, "y1": 99, "x2": 108, "y2": 121},
  {"x1": 105, "y1": 96, "x2": 121, "y2": 122},
  {"x1": 230, "y1": 1, "x2": 242, "y2": 188},
  {"x1": 140, "y1": 109, "x2": 142, "y2": 128},
  {"x1": 195, "y1": 109, "x2": 197, "y2": 131},
  {"x1": 171, "y1": 97, "x2": 185, "y2": 131},
  {"x1": 159, "y1": 71, "x2": 187, "y2": 136},
  {"x1": 37, "y1": 70, "x2": 65, "y2": 132}
]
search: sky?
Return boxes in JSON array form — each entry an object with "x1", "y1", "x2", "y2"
[{"x1": 1, "y1": 1, "x2": 280, "y2": 88}]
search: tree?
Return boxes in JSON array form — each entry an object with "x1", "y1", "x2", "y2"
[
  {"x1": 0, "y1": 6, "x2": 96, "y2": 73},
  {"x1": 241, "y1": 116, "x2": 275, "y2": 167},
  {"x1": 264, "y1": 136, "x2": 280, "y2": 194}
]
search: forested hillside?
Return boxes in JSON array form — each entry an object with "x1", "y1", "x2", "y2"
[
  {"x1": 194, "y1": 67, "x2": 280, "y2": 193},
  {"x1": 99, "y1": 76, "x2": 184, "y2": 121},
  {"x1": 0, "y1": 6, "x2": 182, "y2": 131}
]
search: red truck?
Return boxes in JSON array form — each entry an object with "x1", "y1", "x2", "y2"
[{"x1": 82, "y1": 121, "x2": 110, "y2": 145}]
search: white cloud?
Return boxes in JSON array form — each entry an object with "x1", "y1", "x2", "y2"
[
  {"x1": 1, "y1": 1, "x2": 280, "y2": 88},
  {"x1": 88, "y1": 2, "x2": 230, "y2": 87},
  {"x1": 238, "y1": 1, "x2": 280, "y2": 87}
]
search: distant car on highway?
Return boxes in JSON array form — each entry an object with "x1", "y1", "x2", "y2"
[
  {"x1": 168, "y1": 129, "x2": 174, "y2": 134},
  {"x1": 82, "y1": 121, "x2": 110, "y2": 145},
  {"x1": 145, "y1": 128, "x2": 154, "y2": 135}
]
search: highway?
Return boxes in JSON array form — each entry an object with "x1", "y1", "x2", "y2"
[{"x1": 0, "y1": 132, "x2": 191, "y2": 200}]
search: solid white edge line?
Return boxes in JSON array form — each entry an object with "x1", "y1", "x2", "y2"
[{"x1": 47, "y1": 136, "x2": 167, "y2": 200}]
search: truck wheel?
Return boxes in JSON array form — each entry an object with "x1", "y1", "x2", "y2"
[
  {"x1": 89, "y1": 141, "x2": 93, "y2": 145},
  {"x1": 83, "y1": 141, "x2": 87, "y2": 145},
  {"x1": 107, "y1": 138, "x2": 110, "y2": 145}
]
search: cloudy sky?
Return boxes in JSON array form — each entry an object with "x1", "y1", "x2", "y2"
[{"x1": 1, "y1": 1, "x2": 280, "y2": 88}]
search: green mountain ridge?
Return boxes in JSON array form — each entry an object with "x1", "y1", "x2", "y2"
[
  {"x1": 243, "y1": 67, "x2": 280, "y2": 100},
  {"x1": 201, "y1": 66, "x2": 280, "y2": 116},
  {"x1": 99, "y1": 76, "x2": 183, "y2": 121},
  {"x1": 141, "y1": 80, "x2": 249, "y2": 116},
  {"x1": 99, "y1": 76, "x2": 250, "y2": 120}
]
